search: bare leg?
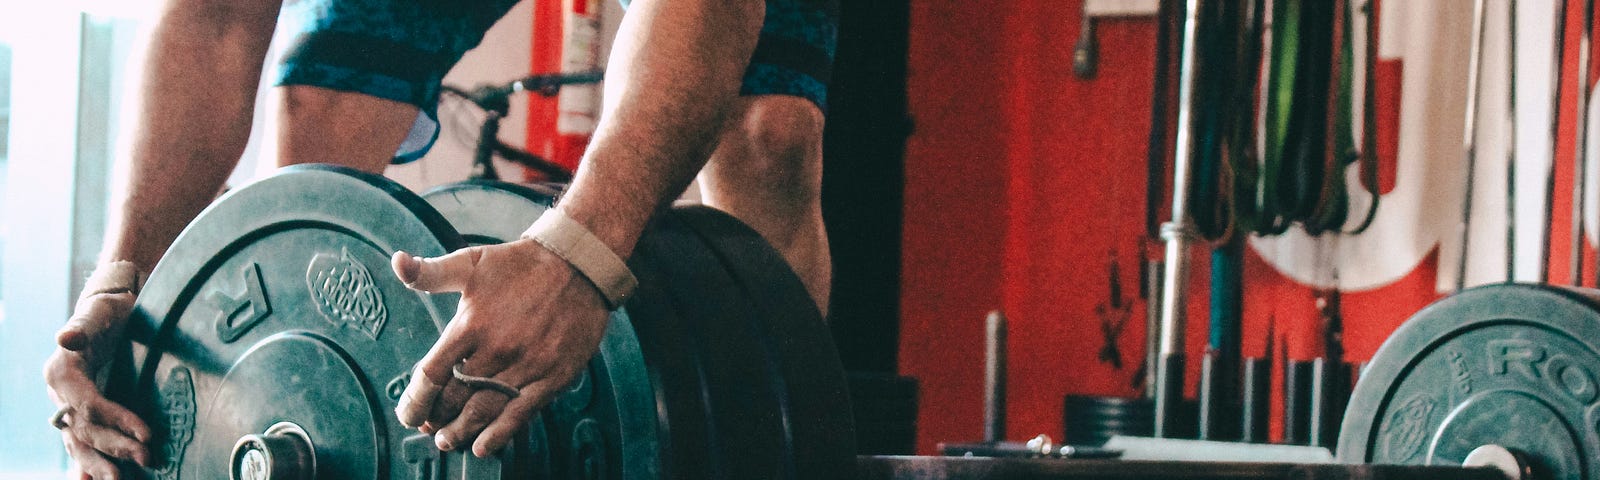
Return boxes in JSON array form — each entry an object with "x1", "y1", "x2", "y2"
[
  {"x1": 275, "y1": 85, "x2": 418, "y2": 172},
  {"x1": 698, "y1": 95, "x2": 831, "y2": 316}
]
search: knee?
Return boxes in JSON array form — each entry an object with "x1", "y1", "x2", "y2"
[
  {"x1": 718, "y1": 97, "x2": 825, "y2": 205},
  {"x1": 736, "y1": 99, "x2": 823, "y2": 169}
]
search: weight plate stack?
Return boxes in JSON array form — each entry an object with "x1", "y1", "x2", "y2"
[
  {"x1": 424, "y1": 183, "x2": 855, "y2": 479},
  {"x1": 670, "y1": 204, "x2": 858, "y2": 477},
  {"x1": 108, "y1": 169, "x2": 853, "y2": 479},
  {"x1": 1063, "y1": 395, "x2": 1155, "y2": 446},
  {"x1": 630, "y1": 211, "x2": 791, "y2": 478},
  {"x1": 111, "y1": 165, "x2": 489, "y2": 479},
  {"x1": 1337, "y1": 283, "x2": 1600, "y2": 480}
]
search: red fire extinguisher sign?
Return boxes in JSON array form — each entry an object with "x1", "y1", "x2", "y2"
[{"x1": 527, "y1": 0, "x2": 603, "y2": 179}]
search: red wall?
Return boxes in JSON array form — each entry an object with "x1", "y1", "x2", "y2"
[
  {"x1": 899, "y1": 0, "x2": 1012, "y2": 454},
  {"x1": 901, "y1": 1, "x2": 1185, "y2": 454},
  {"x1": 898, "y1": 0, "x2": 1480, "y2": 455}
]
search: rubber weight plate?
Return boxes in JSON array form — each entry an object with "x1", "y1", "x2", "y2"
[
  {"x1": 420, "y1": 181, "x2": 660, "y2": 479},
  {"x1": 1337, "y1": 283, "x2": 1600, "y2": 480},
  {"x1": 668, "y1": 205, "x2": 856, "y2": 478},
  {"x1": 109, "y1": 165, "x2": 500, "y2": 480},
  {"x1": 631, "y1": 211, "x2": 791, "y2": 479}
]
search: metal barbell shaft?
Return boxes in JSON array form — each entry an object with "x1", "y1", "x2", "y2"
[{"x1": 855, "y1": 456, "x2": 1509, "y2": 480}]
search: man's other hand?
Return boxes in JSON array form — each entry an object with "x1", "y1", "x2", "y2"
[{"x1": 390, "y1": 239, "x2": 610, "y2": 458}]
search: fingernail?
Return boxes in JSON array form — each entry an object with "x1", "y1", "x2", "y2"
[
  {"x1": 474, "y1": 446, "x2": 491, "y2": 458},
  {"x1": 436, "y1": 436, "x2": 453, "y2": 451}
]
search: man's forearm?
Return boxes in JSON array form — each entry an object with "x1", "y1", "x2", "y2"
[
  {"x1": 554, "y1": 0, "x2": 765, "y2": 258},
  {"x1": 103, "y1": 1, "x2": 281, "y2": 270}
]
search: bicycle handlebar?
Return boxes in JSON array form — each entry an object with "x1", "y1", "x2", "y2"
[{"x1": 446, "y1": 70, "x2": 605, "y2": 114}]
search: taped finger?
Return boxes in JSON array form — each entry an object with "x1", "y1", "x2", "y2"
[
  {"x1": 396, "y1": 363, "x2": 451, "y2": 428},
  {"x1": 397, "y1": 318, "x2": 478, "y2": 428}
]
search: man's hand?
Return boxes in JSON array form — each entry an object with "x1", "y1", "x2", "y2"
[
  {"x1": 390, "y1": 238, "x2": 610, "y2": 458},
  {"x1": 44, "y1": 289, "x2": 153, "y2": 479}
]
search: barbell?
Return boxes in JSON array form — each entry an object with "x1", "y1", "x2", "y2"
[
  {"x1": 107, "y1": 165, "x2": 853, "y2": 479},
  {"x1": 103, "y1": 164, "x2": 1600, "y2": 479}
]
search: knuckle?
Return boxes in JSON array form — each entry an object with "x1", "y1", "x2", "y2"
[
  {"x1": 463, "y1": 401, "x2": 497, "y2": 425},
  {"x1": 80, "y1": 400, "x2": 109, "y2": 424}
]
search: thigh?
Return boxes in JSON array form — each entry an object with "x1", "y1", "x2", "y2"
[{"x1": 739, "y1": 0, "x2": 840, "y2": 112}]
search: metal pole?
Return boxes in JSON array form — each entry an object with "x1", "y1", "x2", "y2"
[
  {"x1": 1144, "y1": 259, "x2": 1163, "y2": 396},
  {"x1": 1577, "y1": 0, "x2": 1595, "y2": 287},
  {"x1": 1142, "y1": 0, "x2": 1180, "y2": 399},
  {"x1": 1542, "y1": 0, "x2": 1571, "y2": 284},
  {"x1": 1509, "y1": 0, "x2": 1520, "y2": 283},
  {"x1": 1155, "y1": 0, "x2": 1205, "y2": 438},
  {"x1": 983, "y1": 310, "x2": 1007, "y2": 443},
  {"x1": 1459, "y1": 0, "x2": 1489, "y2": 291},
  {"x1": 1568, "y1": 0, "x2": 1593, "y2": 284}
]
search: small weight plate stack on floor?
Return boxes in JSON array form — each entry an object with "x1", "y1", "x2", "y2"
[
  {"x1": 1063, "y1": 395, "x2": 1155, "y2": 446},
  {"x1": 1337, "y1": 283, "x2": 1600, "y2": 480}
]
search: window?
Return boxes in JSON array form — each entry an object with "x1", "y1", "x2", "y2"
[
  {"x1": 0, "y1": 10, "x2": 144, "y2": 477},
  {"x1": 0, "y1": 40, "x2": 11, "y2": 295}
]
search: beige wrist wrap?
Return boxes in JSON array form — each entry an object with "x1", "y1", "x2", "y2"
[
  {"x1": 84, "y1": 260, "x2": 143, "y2": 297},
  {"x1": 522, "y1": 209, "x2": 638, "y2": 310}
]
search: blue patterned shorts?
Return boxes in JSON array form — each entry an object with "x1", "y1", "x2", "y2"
[{"x1": 275, "y1": 0, "x2": 839, "y2": 163}]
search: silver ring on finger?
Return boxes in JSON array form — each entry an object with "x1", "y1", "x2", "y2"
[
  {"x1": 50, "y1": 406, "x2": 73, "y2": 429},
  {"x1": 451, "y1": 364, "x2": 522, "y2": 399}
]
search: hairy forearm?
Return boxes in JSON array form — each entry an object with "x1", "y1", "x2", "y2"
[
  {"x1": 103, "y1": 1, "x2": 280, "y2": 270},
  {"x1": 555, "y1": 0, "x2": 765, "y2": 258}
]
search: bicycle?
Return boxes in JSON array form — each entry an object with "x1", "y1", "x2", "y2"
[{"x1": 438, "y1": 70, "x2": 604, "y2": 183}]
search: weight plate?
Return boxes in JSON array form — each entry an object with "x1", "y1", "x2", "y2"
[
  {"x1": 420, "y1": 181, "x2": 661, "y2": 479},
  {"x1": 111, "y1": 165, "x2": 499, "y2": 480},
  {"x1": 631, "y1": 211, "x2": 791, "y2": 479},
  {"x1": 623, "y1": 242, "x2": 718, "y2": 480},
  {"x1": 668, "y1": 204, "x2": 857, "y2": 478},
  {"x1": 1337, "y1": 283, "x2": 1600, "y2": 480}
]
